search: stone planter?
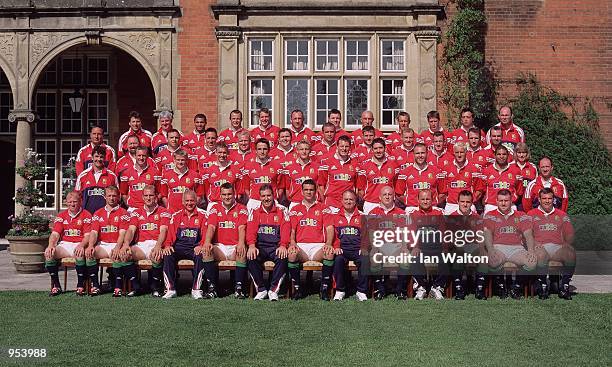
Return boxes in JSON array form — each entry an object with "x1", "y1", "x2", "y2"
[{"x1": 5, "y1": 235, "x2": 49, "y2": 273}]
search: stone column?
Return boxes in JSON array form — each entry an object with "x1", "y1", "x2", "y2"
[
  {"x1": 414, "y1": 30, "x2": 441, "y2": 132},
  {"x1": 215, "y1": 29, "x2": 241, "y2": 130},
  {"x1": 8, "y1": 110, "x2": 35, "y2": 216}
]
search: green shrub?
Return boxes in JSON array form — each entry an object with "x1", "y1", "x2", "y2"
[{"x1": 509, "y1": 74, "x2": 612, "y2": 215}]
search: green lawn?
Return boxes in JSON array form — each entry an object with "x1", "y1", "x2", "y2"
[{"x1": 0, "y1": 291, "x2": 610, "y2": 366}]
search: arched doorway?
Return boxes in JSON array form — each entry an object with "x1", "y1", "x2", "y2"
[{"x1": 30, "y1": 44, "x2": 156, "y2": 211}]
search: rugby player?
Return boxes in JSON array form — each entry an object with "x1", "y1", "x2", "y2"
[
  {"x1": 201, "y1": 142, "x2": 243, "y2": 212},
  {"x1": 154, "y1": 129, "x2": 189, "y2": 173},
  {"x1": 115, "y1": 135, "x2": 156, "y2": 180},
  {"x1": 428, "y1": 131, "x2": 454, "y2": 169},
  {"x1": 313, "y1": 109, "x2": 350, "y2": 144},
  {"x1": 511, "y1": 142, "x2": 537, "y2": 210},
  {"x1": 87, "y1": 186, "x2": 132, "y2": 297},
  {"x1": 385, "y1": 111, "x2": 412, "y2": 150},
  {"x1": 228, "y1": 130, "x2": 255, "y2": 165},
  {"x1": 482, "y1": 126, "x2": 514, "y2": 167},
  {"x1": 528, "y1": 188, "x2": 575, "y2": 300},
  {"x1": 481, "y1": 145, "x2": 522, "y2": 214},
  {"x1": 75, "y1": 145, "x2": 119, "y2": 214},
  {"x1": 161, "y1": 190, "x2": 208, "y2": 299},
  {"x1": 289, "y1": 109, "x2": 315, "y2": 145},
  {"x1": 183, "y1": 113, "x2": 208, "y2": 153},
  {"x1": 418, "y1": 110, "x2": 450, "y2": 148},
  {"x1": 483, "y1": 189, "x2": 536, "y2": 299},
  {"x1": 466, "y1": 127, "x2": 488, "y2": 170},
  {"x1": 250, "y1": 108, "x2": 280, "y2": 148},
  {"x1": 45, "y1": 191, "x2": 92, "y2": 296},
  {"x1": 120, "y1": 146, "x2": 161, "y2": 209},
  {"x1": 311, "y1": 123, "x2": 338, "y2": 162},
  {"x1": 282, "y1": 140, "x2": 319, "y2": 209},
  {"x1": 485, "y1": 106, "x2": 525, "y2": 152},
  {"x1": 317, "y1": 135, "x2": 358, "y2": 213},
  {"x1": 351, "y1": 125, "x2": 376, "y2": 161},
  {"x1": 124, "y1": 185, "x2": 170, "y2": 297},
  {"x1": 390, "y1": 128, "x2": 416, "y2": 171},
  {"x1": 288, "y1": 179, "x2": 333, "y2": 300},
  {"x1": 218, "y1": 110, "x2": 246, "y2": 151},
  {"x1": 117, "y1": 111, "x2": 152, "y2": 158},
  {"x1": 357, "y1": 138, "x2": 399, "y2": 214},
  {"x1": 75, "y1": 125, "x2": 116, "y2": 176},
  {"x1": 269, "y1": 128, "x2": 296, "y2": 169},
  {"x1": 450, "y1": 107, "x2": 485, "y2": 146},
  {"x1": 327, "y1": 190, "x2": 368, "y2": 301},
  {"x1": 203, "y1": 183, "x2": 249, "y2": 299},
  {"x1": 246, "y1": 184, "x2": 290, "y2": 301},
  {"x1": 440, "y1": 142, "x2": 483, "y2": 215},
  {"x1": 192, "y1": 127, "x2": 219, "y2": 173},
  {"x1": 523, "y1": 156, "x2": 568, "y2": 212},
  {"x1": 241, "y1": 138, "x2": 284, "y2": 212},
  {"x1": 352, "y1": 110, "x2": 383, "y2": 146},
  {"x1": 159, "y1": 149, "x2": 202, "y2": 213},
  {"x1": 151, "y1": 111, "x2": 182, "y2": 157}
]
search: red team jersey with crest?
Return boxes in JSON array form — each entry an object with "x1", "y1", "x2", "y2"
[
  {"x1": 160, "y1": 169, "x2": 203, "y2": 213},
  {"x1": 368, "y1": 205, "x2": 405, "y2": 215},
  {"x1": 129, "y1": 205, "x2": 171, "y2": 242},
  {"x1": 523, "y1": 176, "x2": 569, "y2": 212},
  {"x1": 246, "y1": 204, "x2": 291, "y2": 248},
  {"x1": 192, "y1": 146, "x2": 217, "y2": 173},
  {"x1": 511, "y1": 161, "x2": 538, "y2": 193},
  {"x1": 391, "y1": 145, "x2": 416, "y2": 171},
  {"x1": 466, "y1": 147, "x2": 489, "y2": 170},
  {"x1": 481, "y1": 163, "x2": 523, "y2": 205},
  {"x1": 395, "y1": 164, "x2": 446, "y2": 207},
  {"x1": 385, "y1": 131, "x2": 410, "y2": 151},
  {"x1": 527, "y1": 207, "x2": 574, "y2": 245},
  {"x1": 450, "y1": 127, "x2": 486, "y2": 146},
  {"x1": 326, "y1": 209, "x2": 362, "y2": 249},
  {"x1": 154, "y1": 147, "x2": 196, "y2": 173},
  {"x1": 182, "y1": 130, "x2": 206, "y2": 153},
  {"x1": 164, "y1": 209, "x2": 208, "y2": 248},
  {"x1": 114, "y1": 154, "x2": 157, "y2": 179},
  {"x1": 427, "y1": 149, "x2": 454, "y2": 169},
  {"x1": 117, "y1": 129, "x2": 152, "y2": 158},
  {"x1": 440, "y1": 160, "x2": 484, "y2": 204},
  {"x1": 241, "y1": 158, "x2": 283, "y2": 200},
  {"x1": 91, "y1": 206, "x2": 130, "y2": 243},
  {"x1": 290, "y1": 126, "x2": 316, "y2": 145},
  {"x1": 219, "y1": 128, "x2": 247, "y2": 151},
  {"x1": 251, "y1": 125, "x2": 281, "y2": 148},
  {"x1": 207, "y1": 202, "x2": 249, "y2": 245},
  {"x1": 486, "y1": 122, "x2": 525, "y2": 152},
  {"x1": 282, "y1": 159, "x2": 320, "y2": 203},
  {"x1": 311, "y1": 141, "x2": 337, "y2": 163},
  {"x1": 52, "y1": 209, "x2": 92, "y2": 243},
  {"x1": 317, "y1": 156, "x2": 358, "y2": 208},
  {"x1": 229, "y1": 150, "x2": 255, "y2": 166},
  {"x1": 119, "y1": 164, "x2": 162, "y2": 208},
  {"x1": 351, "y1": 128, "x2": 384, "y2": 146},
  {"x1": 75, "y1": 143, "x2": 116, "y2": 176},
  {"x1": 201, "y1": 161, "x2": 243, "y2": 202},
  {"x1": 357, "y1": 158, "x2": 399, "y2": 203},
  {"x1": 289, "y1": 202, "x2": 326, "y2": 243},
  {"x1": 483, "y1": 209, "x2": 531, "y2": 246},
  {"x1": 418, "y1": 129, "x2": 451, "y2": 148},
  {"x1": 151, "y1": 128, "x2": 184, "y2": 157},
  {"x1": 351, "y1": 144, "x2": 374, "y2": 162},
  {"x1": 269, "y1": 146, "x2": 296, "y2": 169}
]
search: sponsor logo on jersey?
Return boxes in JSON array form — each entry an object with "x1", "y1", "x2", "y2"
[
  {"x1": 492, "y1": 182, "x2": 511, "y2": 189},
  {"x1": 372, "y1": 177, "x2": 390, "y2": 184},
  {"x1": 180, "y1": 228, "x2": 198, "y2": 238},
  {"x1": 63, "y1": 229, "x2": 81, "y2": 237},
  {"x1": 412, "y1": 182, "x2": 431, "y2": 190},
  {"x1": 100, "y1": 225, "x2": 118, "y2": 233},
  {"x1": 254, "y1": 177, "x2": 272, "y2": 184},
  {"x1": 499, "y1": 226, "x2": 517, "y2": 234},
  {"x1": 140, "y1": 223, "x2": 158, "y2": 231},
  {"x1": 88, "y1": 188, "x2": 106, "y2": 196},
  {"x1": 299, "y1": 218, "x2": 318, "y2": 226},
  {"x1": 131, "y1": 182, "x2": 147, "y2": 191},
  {"x1": 213, "y1": 180, "x2": 229, "y2": 187},
  {"x1": 172, "y1": 186, "x2": 188, "y2": 193},
  {"x1": 219, "y1": 221, "x2": 236, "y2": 229},
  {"x1": 450, "y1": 180, "x2": 468, "y2": 188},
  {"x1": 339, "y1": 227, "x2": 359, "y2": 236},
  {"x1": 333, "y1": 173, "x2": 352, "y2": 181},
  {"x1": 258, "y1": 225, "x2": 277, "y2": 235},
  {"x1": 539, "y1": 223, "x2": 558, "y2": 231}
]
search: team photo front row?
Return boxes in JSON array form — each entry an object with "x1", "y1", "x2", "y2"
[{"x1": 45, "y1": 180, "x2": 575, "y2": 302}]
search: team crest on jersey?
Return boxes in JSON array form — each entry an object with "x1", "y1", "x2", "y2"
[
  {"x1": 274, "y1": 216, "x2": 278, "y2": 222},
  {"x1": 154, "y1": 214, "x2": 159, "y2": 220},
  {"x1": 554, "y1": 215, "x2": 559, "y2": 221},
  {"x1": 465, "y1": 172, "x2": 469, "y2": 178},
  {"x1": 195, "y1": 218, "x2": 199, "y2": 225},
  {"x1": 508, "y1": 174, "x2": 513, "y2": 179},
  {"x1": 186, "y1": 178, "x2": 190, "y2": 184},
  {"x1": 146, "y1": 174, "x2": 151, "y2": 180},
  {"x1": 387, "y1": 168, "x2": 392, "y2": 174},
  {"x1": 102, "y1": 178, "x2": 107, "y2": 184},
  {"x1": 315, "y1": 210, "x2": 320, "y2": 216},
  {"x1": 428, "y1": 173, "x2": 433, "y2": 179},
  {"x1": 77, "y1": 220, "x2": 82, "y2": 225},
  {"x1": 233, "y1": 212, "x2": 238, "y2": 218},
  {"x1": 310, "y1": 168, "x2": 314, "y2": 174},
  {"x1": 270, "y1": 133, "x2": 275, "y2": 138}
]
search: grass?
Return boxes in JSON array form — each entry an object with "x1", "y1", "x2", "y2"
[{"x1": 0, "y1": 291, "x2": 610, "y2": 366}]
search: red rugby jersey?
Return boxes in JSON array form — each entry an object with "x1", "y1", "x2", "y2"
[
  {"x1": 183, "y1": 130, "x2": 206, "y2": 153},
  {"x1": 246, "y1": 204, "x2": 290, "y2": 248},
  {"x1": 269, "y1": 145, "x2": 297, "y2": 170},
  {"x1": 481, "y1": 163, "x2": 523, "y2": 205},
  {"x1": 481, "y1": 145, "x2": 515, "y2": 168},
  {"x1": 317, "y1": 155, "x2": 358, "y2": 208},
  {"x1": 219, "y1": 127, "x2": 247, "y2": 151},
  {"x1": 129, "y1": 205, "x2": 171, "y2": 242},
  {"x1": 313, "y1": 128, "x2": 350, "y2": 144},
  {"x1": 52, "y1": 209, "x2": 92, "y2": 243},
  {"x1": 368, "y1": 205, "x2": 405, "y2": 215},
  {"x1": 192, "y1": 146, "x2": 217, "y2": 173},
  {"x1": 311, "y1": 141, "x2": 337, "y2": 163},
  {"x1": 351, "y1": 144, "x2": 373, "y2": 162},
  {"x1": 450, "y1": 126, "x2": 485, "y2": 146},
  {"x1": 385, "y1": 131, "x2": 414, "y2": 151},
  {"x1": 91, "y1": 206, "x2": 130, "y2": 243},
  {"x1": 229, "y1": 149, "x2": 255, "y2": 166},
  {"x1": 528, "y1": 207, "x2": 574, "y2": 245},
  {"x1": 466, "y1": 147, "x2": 489, "y2": 170},
  {"x1": 282, "y1": 158, "x2": 320, "y2": 203},
  {"x1": 75, "y1": 143, "x2": 116, "y2": 176},
  {"x1": 201, "y1": 161, "x2": 243, "y2": 202},
  {"x1": 395, "y1": 163, "x2": 445, "y2": 207},
  {"x1": 417, "y1": 128, "x2": 451, "y2": 148},
  {"x1": 485, "y1": 122, "x2": 525, "y2": 152},
  {"x1": 289, "y1": 126, "x2": 316, "y2": 145},
  {"x1": 207, "y1": 202, "x2": 248, "y2": 245},
  {"x1": 289, "y1": 201, "x2": 326, "y2": 243},
  {"x1": 351, "y1": 128, "x2": 384, "y2": 146},
  {"x1": 357, "y1": 158, "x2": 399, "y2": 203},
  {"x1": 427, "y1": 148, "x2": 454, "y2": 170},
  {"x1": 118, "y1": 129, "x2": 152, "y2": 158},
  {"x1": 523, "y1": 176, "x2": 568, "y2": 212},
  {"x1": 151, "y1": 128, "x2": 184, "y2": 158},
  {"x1": 119, "y1": 164, "x2": 162, "y2": 208},
  {"x1": 164, "y1": 209, "x2": 207, "y2": 248},
  {"x1": 241, "y1": 158, "x2": 283, "y2": 200},
  {"x1": 483, "y1": 209, "x2": 531, "y2": 246},
  {"x1": 159, "y1": 168, "x2": 203, "y2": 213},
  {"x1": 250, "y1": 125, "x2": 280, "y2": 148},
  {"x1": 440, "y1": 160, "x2": 484, "y2": 204},
  {"x1": 154, "y1": 146, "x2": 196, "y2": 173},
  {"x1": 511, "y1": 161, "x2": 538, "y2": 193},
  {"x1": 391, "y1": 145, "x2": 416, "y2": 171}
]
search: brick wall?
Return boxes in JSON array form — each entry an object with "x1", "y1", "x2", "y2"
[
  {"x1": 176, "y1": 0, "x2": 219, "y2": 133},
  {"x1": 438, "y1": 0, "x2": 611, "y2": 148}
]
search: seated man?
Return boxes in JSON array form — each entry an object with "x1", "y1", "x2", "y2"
[
  {"x1": 124, "y1": 185, "x2": 171, "y2": 297},
  {"x1": 203, "y1": 183, "x2": 249, "y2": 299},
  {"x1": 45, "y1": 191, "x2": 93, "y2": 296},
  {"x1": 528, "y1": 188, "x2": 575, "y2": 300},
  {"x1": 327, "y1": 190, "x2": 368, "y2": 301},
  {"x1": 246, "y1": 184, "x2": 290, "y2": 301},
  {"x1": 409, "y1": 189, "x2": 447, "y2": 301},
  {"x1": 288, "y1": 179, "x2": 334, "y2": 300},
  {"x1": 483, "y1": 189, "x2": 536, "y2": 299},
  {"x1": 161, "y1": 190, "x2": 208, "y2": 299},
  {"x1": 87, "y1": 186, "x2": 132, "y2": 297}
]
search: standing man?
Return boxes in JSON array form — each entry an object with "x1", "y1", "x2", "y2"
[
  {"x1": 183, "y1": 113, "x2": 208, "y2": 153},
  {"x1": 161, "y1": 190, "x2": 208, "y2": 299},
  {"x1": 124, "y1": 185, "x2": 170, "y2": 297},
  {"x1": 203, "y1": 183, "x2": 249, "y2": 298},
  {"x1": 311, "y1": 123, "x2": 337, "y2": 162},
  {"x1": 327, "y1": 190, "x2": 368, "y2": 301},
  {"x1": 313, "y1": 109, "x2": 350, "y2": 144},
  {"x1": 289, "y1": 109, "x2": 315, "y2": 145},
  {"x1": 201, "y1": 143, "x2": 243, "y2": 212},
  {"x1": 88, "y1": 186, "x2": 132, "y2": 297},
  {"x1": 386, "y1": 111, "x2": 412, "y2": 150},
  {"x1": 440, "y1": 142, "x2": 484, "y2": 215},
  {"x1": 481, "y1": 145, "x2": 522, "y2": 214},
  {"x1": 269, "y1": 128, "x2": 296, "y2": 169},
  {"x1": 428, "y1": 131, "x2": 454, "y2": 169},
  {"x1": 317, "y1": 135, "x2": 358, "y2": 213},
  {"x1": 351, "y1": 126, "x2": 376, "y2": 161},
  {"x1": 45, "y1": 191, "x2": 92, "y2": 296},
  {"x1": 466, "y1": 127, "x2": 488, "y2": 170},
  {"x1": 251, "y1": 108, "x2": 280, "y2": 148},
  {"x1": 451, "y1": 107, "x2": 485, "y2": 146},
  {"x1": 151, "y1": 111, "x2": 182, "y2": 157},
  {"x1": 117, "y1": 111, "x2": 152, "y2": 158},
  {"x1": 219, "y1": 110, "x2": 246, "y2": 151},
  {"x1": 192, "y1": 127, "x2": 219, "y2": 173},
  {"x1": 154, "y1": 129, "x2": 189, "y2": 173},
  {"x1": 486, "y1": 106, "x2": 525, "y2": 152},
  {"x1": 241, "y1": 138, "x2": 284, "y2": 212},
  {"x1": 229, "y1": 130, "x2": 254, "y2": 165},
  {"x1": 351, "y1": 110, "x2": 383, "y2": 146},
  {"x1": 119, "y1": 146, "x2": 161, "y2": 210},
  {"x1": 391, "y1": 128, "x2": 417, "y2": 170},
  {"x1": 159, "y1": 149, "x2": 203, "y2": 213},
  {"x1": 288, "y1": 180, "x2": 334, "y2": 300},
  {"x1": 523, "y1": 156, "x2": 568, "y2": 212},
  {"x1": 357, "y1": 138, "x2": 399, "y2": 214},
  {"x1": 247, "y1": 184, "x2": 290, "y2": 301},
  {"x1": 418, "y1": 111, "x2": 450, "y2": 148},
  {"x1": 282, "y1": 140, "x2": 319, "y2": 209},
  {"x1": 75, "y1": 145, "x2": 119, "y2": 214},
  {"x1": 76, "y1": 125, "x2": 116, "y2": 176}
]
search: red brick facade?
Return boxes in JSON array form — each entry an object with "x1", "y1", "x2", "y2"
[
  {"x1": 176, "y1": 0, "x2": 219, "y2": 133},
  {"x1": 439, "y1": 0, "x2": 611, "y2": 147}
]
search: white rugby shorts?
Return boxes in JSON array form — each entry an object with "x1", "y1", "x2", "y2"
[{"x1": 297, "y1": 242, "x2": 324, "y2": 261}]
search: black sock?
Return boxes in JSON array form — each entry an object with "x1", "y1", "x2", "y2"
[
  {"x1": 203, "y1": 261, "x2": 218, "y2": 289},
  {"x1": 86, "y1": 259, "x2": 99, "y2": 288},
  {"x1": 235, "y1": 261, "x2": 247, "y2": 291},
  {"x1": 150, "y1": 263, "x2": 162, "y2": 291},
  {"x1": 321, "y1": 260, "x2": 334, "y2": 288},
  {"x1": 75, "y1": 259, "x2": 87, "y2": 288},
  {"x1": 288, "y1": 262, "x2": 301, "y2": 287},
  {"x1": 113, "y1": 264, "x2": 124, "y2": 290},
  {"x1": 45, "y1": 260, "x2": 61, "y2": 289},
  {"x1": 123, "y1": 263, "x2": 140, "y2": 291}
]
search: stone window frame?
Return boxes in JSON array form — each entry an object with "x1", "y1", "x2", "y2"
[{"x1": 244, "y1": 32, "x2": 413, "y2": 131}]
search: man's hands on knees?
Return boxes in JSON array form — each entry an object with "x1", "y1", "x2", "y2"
[
  {"x1": 247, "y1": 246, "x2": 259, "y2": 261},
  {"x1": 236, "y1": 244, "x2": 247, "y2": 259},
  {"x1": 276, "y1": 246, "x2": 288, "y2": 259}
]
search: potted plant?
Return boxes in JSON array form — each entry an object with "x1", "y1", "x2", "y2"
[{"x1": 6, "y1": 148, "x2": 53, "y2": 273}]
